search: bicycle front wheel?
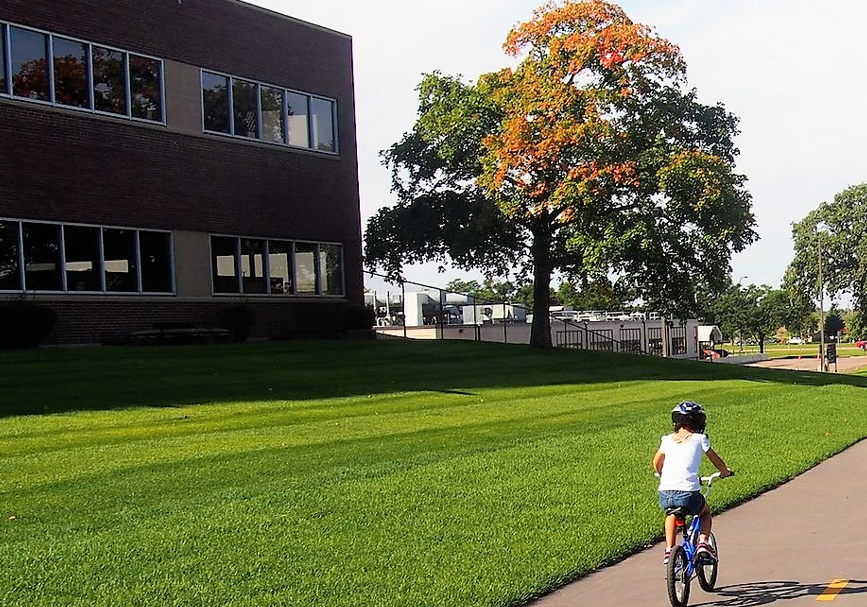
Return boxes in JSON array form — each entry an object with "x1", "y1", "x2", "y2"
[
  {"x1": 697, "y1": 532, "x2": 718, "y2": 591},
  {"x1": 666, "y1": 545, "x2": 691, "y2": 607}
]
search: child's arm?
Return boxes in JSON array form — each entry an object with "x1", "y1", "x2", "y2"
[
  {"x1": 706, "y1": 448, "x2": 733, "y2": 477},
  {"x1": 652, "y1": 450, "x2": 665, "y2": 475}
]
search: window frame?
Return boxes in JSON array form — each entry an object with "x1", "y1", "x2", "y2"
[
  {"x1": 0, "y1": 217, "x2": 174, "y2": 295},
  {"x1": 199, "y1": 67, "x2": 338, "y2": 155},
  {"x1": 209, "y1": 234, "x2": 345, "y2": 298},
  {"x1": 0, "y1": 20, "x2": 166, "y2": 124}
]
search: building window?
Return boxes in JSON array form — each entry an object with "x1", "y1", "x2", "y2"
[
  {"x1": 92, "y1": 46, "x2": 126, "y2": 115},
  {"x1": 209, "y1": 236, "x2": 343, "y2": 297},
  {"x1": 0, "y1": 219, "x2": 173, "y2": 294},
  {"x1": 320, "y1": 244, "x2": 344, "y2": 296},
  {"x1": 139, "y1": 230, "x2": 173, "y2": 293},
  {"x1": 267, "y1": 240, "x2": 293, "y2": 295},
  {"x1": 129, "y1": 54, "x2": 162, "y2": 122},
  {"x1": 240, "y1": 238, "x2": 267, "y2": 294},
  {"x1": 0, "y1": 25, "x2": 7, "y2": 95},
  {"x1": 52, "y1": 36, "x2": 89, "y2": 109},
  {"x1": 260, "y1": 86, "x2": 284, "y2": 144},
  {"x1": 63, "y1": 225, "x2": 102, "y2": 291},
  {"x1": 202, "y1": 71, "x2": 230, "y2": 134},
  {"x1": 311, "y1": 97, "x2": 335, "y2": 152},
  {"x1": 211, "y1": 236, "x2": 239, "y2": 294},
  {"x1": 200, "y1": 70, "x2": 336, "y2": 154},
  {"x1": 22, "y1": 222, "x2": 62, "y2": 291},
  {"x1": 0, "y1": 220, "x2": 21, "y2": 290},
  {"x1": 10, "y1": 26, "x2": 49, "y2": 101},
  {"x1": 294, "y1": 242, "x2": 317, "y2": 294},
  {"x1": 286, "y1": 91, "x2": 309, "y2": 148},
  {"x1": 0, "y1": 22, "x2": 164, "y2": 123},
  {"x1": 232, "y1": 78, "x2": 258, "y2": 139},
  {"x1": 103, "y1": 228, "x2": 137, "y2": 292}
]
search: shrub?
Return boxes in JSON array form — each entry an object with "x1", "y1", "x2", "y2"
[
  {"x1": 344, "y1": 304, "x2": 376, "y2": 330},
  {"x1": 217, "y1": 305, "x2": 256, "y2": 342},
  {"x1": 0, "y1": 300, "x2": 57, "y2": 348}
]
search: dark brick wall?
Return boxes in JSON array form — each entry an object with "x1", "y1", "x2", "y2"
[
  {"x1": 0, "y1": 295, "x2": 350, "y2": 345},
  {"x1": 0, "y1": 0, "x2": 364, "y2": 326}
]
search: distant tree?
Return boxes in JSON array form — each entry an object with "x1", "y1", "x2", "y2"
[
  {"x1": 788, "y1": 183, "x2": 867, "y2": 313},
  {"x1": 365, "y1": 1, "x2": 756, "y2": 348},
  {"x1": 824, "y1": 308, "x2": 845, "y2": 340}
]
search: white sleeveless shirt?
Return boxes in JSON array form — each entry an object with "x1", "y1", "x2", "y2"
[{"x1": 658, "y1": 433, "x2": 711, "y2": 492}]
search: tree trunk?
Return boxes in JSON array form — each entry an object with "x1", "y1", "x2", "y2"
[{"x1": 529, "y1": 231, "x2": 553, "y2": 349}]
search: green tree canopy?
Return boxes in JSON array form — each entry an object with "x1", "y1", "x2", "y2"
[
  {"x1": 365, "y1": 0, "x2": 756, "y2": 348},
  {"x1": 787, "y1": 182, "x2": 867, "y2": 313}
]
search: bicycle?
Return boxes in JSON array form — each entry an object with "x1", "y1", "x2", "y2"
[{"x1": 664, "y1": 471, "x2": 731, "y2": 607}]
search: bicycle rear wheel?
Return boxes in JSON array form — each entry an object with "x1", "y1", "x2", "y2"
[
  {"x1": 666, "y1": 545, "x2": 691, "y2": 607},
  {"x1": 697, "y1": 532, "x2": 718, "y2": 591}
]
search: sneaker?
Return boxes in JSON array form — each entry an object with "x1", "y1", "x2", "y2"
[
  {"x1": 663, "y1": 549, "x2": 671, "y2": 565},
  {"x1": 695, "y1": 541, "x2": 716, "y2": 563}
]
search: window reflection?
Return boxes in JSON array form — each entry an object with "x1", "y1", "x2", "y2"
[
  {"x1": 129, "y1": 54, "x2": 162, "y2": 121},
  {"x1": 53, "y1": 37, "x2": 89, "y2": 109},
  {"x1": 0, "y1": 220, "x2": 21, "y2": 291},
  {"x1": 140, "y1": 231, "x2": 172, "y2": 292},
  {"x1": 286, "y1": 92, "x2": 310, "y2": 148},
  {"x1": 211, "y1": 236, "x2": 239, "y2": 294},
  {"x1": 103, "y1": 228, "x2": 137, "y2": 292},
  {"x1": 202, "y1": 71, "x2": 230, "y2": 133},
  {"x1": 261, "y1": 86, "x2": 285, "y2": 144},
  {"x1": 241, "y1": 238, "x2": 267, "y2": 293},
  {"x1": 22, "y1": 222, "x2": 62, "y2": 291},
  {"x1": 10, "y1": 27, "x2": 49, "y2": 101},
  {"x1": 92, "y1": 46, "x2": 126, "y2": 115},
  {"x1": 294, "y1": 243, "x2": 317, "y2": 294},
  {"x1": 311, "y1": 97, "x2": 335, "y2": 152},
  {"x1": 320, "y1": 244, "x2": 344, "y2": 295},
  {"x1": 0, "y1": 26, "x2": 8, "y2": 94},
  {"x1": 267, "y1": 240, "x2": 293, "y2": 295},
  {"x1": 232, "y1": 79, "x2": 258, "y2": 139},
  {"x1": 63, "y1": 225, "x2": 101, "y2": 291}
]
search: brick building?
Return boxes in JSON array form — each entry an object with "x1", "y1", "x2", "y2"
[{"x1": 0, "y1": 0, "x2": 362, "y2": 344}]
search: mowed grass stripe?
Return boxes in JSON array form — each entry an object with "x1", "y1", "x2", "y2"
[{"x1": 2, "y1": 340, "x2": 866, "y2": 607}]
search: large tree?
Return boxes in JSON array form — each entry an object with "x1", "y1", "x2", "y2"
[
  {"x1": 366, "y1": 0, "x2": 756, "y2": 348},
  {"x1": 787, "y1": 183, "x2": 867, "y2": 313}
]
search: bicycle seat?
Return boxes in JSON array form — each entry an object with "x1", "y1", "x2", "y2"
[{"x1": 665, "y1": 506, "x2": 690, "y2": 518}]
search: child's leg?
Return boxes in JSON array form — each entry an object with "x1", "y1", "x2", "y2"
[
  {"x1": 698, "y1": 503, "x2": 712, "y2": 543},
  {"x1": 664, "y1": 513, "x2": 677, "y2": 548}
]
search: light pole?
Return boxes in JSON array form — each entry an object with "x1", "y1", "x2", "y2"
[
  {"x1": 737, "y1": 276, "x2": 747, "y2": 353},
  {"x1": 816, "y1": 224, "x2": 830, "y2": 372}
]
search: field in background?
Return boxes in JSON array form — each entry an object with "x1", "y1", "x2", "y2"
[{"x1": 3, "y1": 341, "x2": 867, "y2": 607}]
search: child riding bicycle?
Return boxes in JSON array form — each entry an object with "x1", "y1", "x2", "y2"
[{"x1": 652, "y1": 401, "x2": 733, "y2": 565}]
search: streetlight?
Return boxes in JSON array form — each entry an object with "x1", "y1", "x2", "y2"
[
  {"x1": 737, "y1": 276, "x2": 747, "y2": 353},
  {"x1": 816, "y1": 223, "x2": 830, "y2": 372}
]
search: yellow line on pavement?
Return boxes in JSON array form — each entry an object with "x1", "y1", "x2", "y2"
[{"x1": 817, "y1": 579, "x2": 849, "y2": 602}]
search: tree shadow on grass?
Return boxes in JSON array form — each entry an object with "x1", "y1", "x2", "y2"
[{"x1": 1, "y1": 339, "x2": 865, "y2": 418}]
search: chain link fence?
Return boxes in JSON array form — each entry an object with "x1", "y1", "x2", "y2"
[{"x1": 364, "y1": 271, "x2": 700, "y2": 357}]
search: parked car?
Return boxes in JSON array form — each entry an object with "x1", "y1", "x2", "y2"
[
  {"x1": 855, "y1": 340, "x2": 867, "y2": 351},
  {"x1": 788, "y1": 337, "x2": 803, "y2": 345}
]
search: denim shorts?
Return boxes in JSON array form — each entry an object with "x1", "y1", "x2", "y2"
[{"x1": 659, "y1": 490, "x2": 706, "y2": 515}]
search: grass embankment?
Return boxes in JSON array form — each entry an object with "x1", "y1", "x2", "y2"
[{"x1": 2, "y1": 341, "x2": 866, "y2": 607}]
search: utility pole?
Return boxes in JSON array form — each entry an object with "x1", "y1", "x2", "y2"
[{"x1": 818, "y1": 232, "x2": 826, "y2": 372}]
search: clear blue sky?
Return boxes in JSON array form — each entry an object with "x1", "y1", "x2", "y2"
[{"x1": 249, "y1": 0, "x2": 867, "y2": 298}]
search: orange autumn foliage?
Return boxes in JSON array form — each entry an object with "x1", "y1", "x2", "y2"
[{"x1": 479, "y1": 0, "x2": 684, "y2": 223}]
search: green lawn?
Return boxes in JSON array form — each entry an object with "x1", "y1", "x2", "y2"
[
  {"x1": 727, "y1": 342, "x2": 867, "y2": 359},
  {"x1": 2, "y1": 340, "x2": 867, "y2": 606}
]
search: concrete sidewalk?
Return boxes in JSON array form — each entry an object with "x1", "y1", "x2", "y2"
[{"x1": 530, "y1": 439, "x2": 867, "y2": 606}]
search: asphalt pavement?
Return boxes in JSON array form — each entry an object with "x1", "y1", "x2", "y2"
[{"x1": 530, "y1": 438, "x2": 867, "y2": 607}]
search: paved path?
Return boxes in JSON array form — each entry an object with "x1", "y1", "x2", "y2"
[{"x1": 530, "y1": 439, "x2": 867, "y2": 607}]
